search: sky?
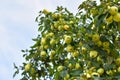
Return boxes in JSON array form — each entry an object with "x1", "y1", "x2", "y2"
[{"x1": 0, "y1": 0, "x2": 84, "y2": 80}]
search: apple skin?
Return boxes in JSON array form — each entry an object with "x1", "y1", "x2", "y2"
[
  {"x1": 25, "y1": 63, "x2": 31, "y2": 71},
  {"x1": 97, "y1": 68, "x2": 104, "y2": 75},
  {"x1": 50, "y1": 39, "x2": 56, "y2": 45},
  {"x1": 113, "y1": 13, "x2": 120, "y2": 22},
  {"x1": 57, "y1": 66, "x2": 64, "y2": 72},
  {"x1": 75, "y1": 63, "x2": 81, "y2": 69},
  {"x1": 89, "y1": 50, "x2": 98, "y2": 58},
  {"x1": 92, "y1": 34, "x2": 100, "y2": 42},
  {"x1": 41, "y1": 38, "x2": 46, "y2": 45},
  {"x1": 64, "y1": 35, "x2": 72, "y2": 44},
  {"x1": 66, "y1": 45, "x2": 74, "y2": 52},
  {"x1": 117, "y1": 67, "x2": 120, "y2": 72},
  {"x1": 115, "y1": 58, "x2": 120, "y2": 65},
  {"x1": 106, "y1": 16, "x2": 113, "y2": 24},
  {"x1": 109, "y1": 6, "x2": 118, "y2": 15},
  {"x1": 40, "y1": 51, "x2": 47, "y2": 57},
  {"x1": 63, "y1": 25, "x2": 70, "y2": 30}
]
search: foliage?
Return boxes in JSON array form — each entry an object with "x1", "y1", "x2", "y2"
[{"x1": 14, "y1": 0, "x2": 120, "y2": 80}]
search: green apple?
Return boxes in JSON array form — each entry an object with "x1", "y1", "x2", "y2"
[
  {"x1": 68, "y1": 63, "x2": 73, "y2": 69},
  {"x1": 40, "y1": 51, "x2": 47, "y2": 57},
  {"x1": 106, "y1": 16, "x2": 113, "y2": 24},
  {"x1": 50, "y1": 39, "x2": 56, "y2": 45},
  {"x1": 43, "y1": 9, "x2": 49, "y2": 15},
  {"x1": 41, "y1": 38, "x2": 46, "y2": 45},
  {"x1": 63, "y1": 25, "x2": 70, "y2": 30},
  {"x1": 57, "y1": 66, "x2": 64, "y2": 72},
  {"x1": 81, "y1": 46, "x2": 87, "y2": 53},
  {"x1": 64, "y1": 35, "x2": 72, "y2": 44},
  {"x1": 115, "y1": 58, "x2": 120, "y2": 65},
  {"x1": 66, "y1": 45, "x2": 74, "y2": 52},
  {"x1": 72, "y1": 51, "x2": 79, "y2": 57},
  {"x1": 113, "y1": 13, "x2": 120, "y2": 22},
  {"x1": 117, "y1": 67, "x2": 120, "y2": 72},
  {"x1": 89, "y1": 50, "x2": 98, "y2": 58},
  {"x1": 92, "y1": 34, "x2": 100, "y2": 42},
  {"x1": 75, "y1": 63, "x2": 81, "y2": 69},
  {"x1": 97, "y1": 68, "x2": 104, "y2": 75},
  {"x1": 25, "y1": 63, "x2": 31, "y2": 71},
  {"x1": 109, "y1": 6, "x2": 118, "y2": 15},
  {"x1": 102, "y1": 41, "x2": 109, "y2": 48}
]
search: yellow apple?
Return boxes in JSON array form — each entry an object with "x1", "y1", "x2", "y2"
[
  {"x1": 115, "y1": 58, "x2": 120, "y2": 65},
  {"x1": 109, "y1": 6, "x2": 118, "y2": 15},
  {"x1": 102, "y1": 41, "x2": 109, "y2": 48},
  {"x1": 44, "y1": 45, "x2": 49, "y2": 49},
  {"x1": 89, "y1": 50, "x2": 98, "y2": 58},
  {"x1": 50, "y1": 39, "x2": 56, "y2": 45},
  {"x1": 106, "y1": 70, "x2": 113, "y2": 75},
  {"x1": 92, "y1": 34, "x2": 100, "y2": 42},
  {"x1": 113, "y1": 13, "x2": 120, "y2": 22},
  {"x1": 68, "y1": 63, "x2": 73, "y2": 69},
  {"x1": 117, "y1": 67, "x2": 120, "y2": 72},
  {"x1": 81, "y1": 46, "x2": 87, "y2": 53},
  {"x1": 75, "y1": 63, "x2": 81, "y2": 69},
  {"x1": 41, "y1": 38, "x2": 46, "y2": 45},
  {"x1": 43, "y1": 9, "x2": 49, "y2": 15},
  {"x1": 64, "y1": 35, "x2": 72, "y2": 44},
  {"x1": 66, "y1": 45, "x2": 74, "y2": 52},
  {"x1": 96, "y1": 41, "x2": 102, "y2": 47},
  {"x1": 57, "y1": 66, "x2": 64, "y2": 72},
  {"x1": 25, "y1": 63, "x2": 31, "y2": 71},
  {"x1": 63, "y1": 25, "x2": 70, "y2": 30},
  {"x1": 40, "y1": 51, "x2": 47, "y2": 57},
  {"x1": 50, "y1": 50, "x2": 55, "y2": 56},
  {"x1": 64, "y1": 74, "x2": 70, "y2": 80},
  {"x1": 72, "y1": 51, "x2": 79, "y2": 57},
  {"x1": 106, "y1": 16, "x2": 113, "y2": 24},
  {"x1": 97, "y1": 68, "x2": 104, "y2": 75}
]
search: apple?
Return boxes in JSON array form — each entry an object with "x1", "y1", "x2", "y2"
[
  {"x1": 64, "y1": 35, "x2": 72, "y2": 44},
  {"x1": 89, "y1": 50, "x2": 98, "y2": 58},
  {"x1": 50, "y1": 50, "x2": 56, "y2": 56},
  {"x1": 82, "y1": 46, "x2": 87, "y2": 53},
  {"x1": 75, "y1": 63, "x2": 81, "y2": 69},
  {"x1": 44, "y1": 45, "x2": 49, "y2": 49},
  {"x1": 25, "y1": 63, "x2": 31, "y2": 71},
  {"x1": 57, "y1": 66, "x2": 64, "y2": 72},
  {"x1": 50, "y1": 39, "x2": 56, "y2": 45},
  {"x1": 92, "y1": 34, "x2": 100, "y2": 42},
  {"x1": 43, "y1": 9, "x2": 49, "y2": 15},
  {"x1": 72, "y1": 51, "x2": 79, "y2": 57},
  {"x1": 96, "y1": 41, "x2": 102, "y2": 47},
  {"x1": 63, "y1": 25, "x2": 70, "y2": 30},
  {"x1": 106, "y1": 16, "x2": 113, "y2": 24},
  {"x1": 66, "y1": 45, "x2": 74, "y2": 52},
  {"x1": 106, "y1": 70, "x2": 113, "y2": 75},
  {"x1": 64, "y1": 74, "x2": 70, "y2": 80},
  {"x1": 115, "y1": 58, "x2": 120, "y2": 65},
  {"x1": 40, "y1": 51, "x2": 47, "y2": 57},
  {"x1": 68, "y1": 63, "x2": 73, "y2": 69},
  {"x1": 113, "y1": 13, "x2": 120, "y2": 22},
  {"x1": 102, "y1": 41, "x2": 109, "y2": 48},
  {"x1": 117, "y1": 67, "x2": 120, "y2": 72},
  {"x1": 41, "y1": 38, "x2": 46, "y2": 45},
  {"x1": 109, "y1": 6, "x2": 118, "y2": 15},
  {"x1": 97, "y1": 68, "x2": 104, "y2": 75}
]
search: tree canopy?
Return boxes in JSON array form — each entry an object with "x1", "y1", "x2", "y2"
[{"x1": 14, "y1": 0, "x2": 120, "y2": 80}]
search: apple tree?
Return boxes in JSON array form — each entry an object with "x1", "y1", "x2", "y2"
[{"x1": 14, "y1": 0, "x2": 120, "y2": 80}]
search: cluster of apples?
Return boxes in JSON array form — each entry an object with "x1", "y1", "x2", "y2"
[{"x1": 106, "y1": 6, "x2": 120, "y2": 24}]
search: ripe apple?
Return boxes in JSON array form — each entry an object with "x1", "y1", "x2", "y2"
[
  {"x1": 66, "y1": 45, "x2": 74, "y2": 52},
  {"x1": 81, "y1": 46, "x2": 87, "y2": 53},
  {"x1": 57, "y1": 66, "x2": 64, "y2": 72},
  {"x1": 50, "y1": 39, "x2": 56, "y2": 45},
  {"x1": 89, "y1": 50, "x2": 98, "y2": 58},
  {"x1": 43, "y1": 9, "x2": 49, "y2": 15},
  {"x1": 113, "y1": 13, "x2": 120, "y2": 22},
  {"x1": 106, "y1": 16, "x2": 113, "y2": 24},
  {"x1": 115, "y1": 58, "x2": 120, "y2": 65},
  {"x1": 40, "y1": 51, "x2": 47, "y2": 57},
  {"x1": 96, "y1": 41, "x2": 102, "y2": 47},
  {"x1": 64, "y1": 74, "x2": 70, "y2": 80},
  {"x1": 41, "y1": 38, "x2": 46, "y2": 45},
  {"x1": 68, "y1": 63, "x2": 73, "y2": 69},
  {"x1": 102, "y1": 41, "x2": 109, "y2": 48},
  {"x1": 92, "y1": 34, "x2": 100, "y2": 42},
  {"x1": 72, "y1": 51, "x2": 79, "y2": 57},
  {"x1": 64, "y1": 35, "x2": 72, "y2": 44},
  {"x1": 117, "y1": 67, "x2": 120, "y2": 72},
  {"x1": 97, "y1": 68, "x2": 104, "y2": 75},
  {"x1": 63, "y1": 25, "x2": 70, "y2": 30},
  {"x1": 25, "y1": 63, "x2": 31, "y2": 71},
  {"x1": 109, "y1": 6, "x2": 118, "y2": 15},
  {"x1": 75, "y1": 63, "x2": 81, "y2": 69}
]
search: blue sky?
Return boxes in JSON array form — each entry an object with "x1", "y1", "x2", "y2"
[{"x1": 0, "y1": 0, "x2": 83, "y2": 80}]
